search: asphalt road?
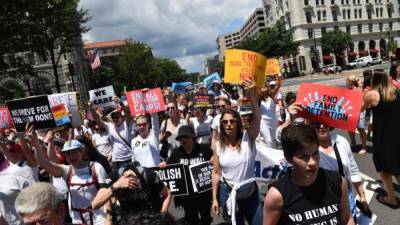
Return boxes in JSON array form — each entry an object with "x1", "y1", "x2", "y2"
[{"x1": 169, "y1": 61, "x2": 398, "y2": 225}]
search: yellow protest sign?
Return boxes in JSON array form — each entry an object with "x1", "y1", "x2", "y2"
[
  {"x1": 224, "y1": 49, "x2": 266, "y2": 88},
  {"x1": 265, "y1": 58, "x2": 281, "y2": 76}
]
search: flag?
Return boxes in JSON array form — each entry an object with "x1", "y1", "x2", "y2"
[{"x1": 87, "y1": 49, "x2": 101, "y2": 71}]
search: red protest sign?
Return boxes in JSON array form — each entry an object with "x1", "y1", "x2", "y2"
[
  {"x1": 0, "y1": 108, "x2": 14, "y2": 131},
  {"x1": 297, "y1": 83, "x2": 363, "y2": 131},
  {"x1": 126, "y1": 88, "x2": 166, "y2": 115}
]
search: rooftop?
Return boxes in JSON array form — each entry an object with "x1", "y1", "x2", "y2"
[{"x1": 83, "y1": 40, "x2": 128, "y2": 49}]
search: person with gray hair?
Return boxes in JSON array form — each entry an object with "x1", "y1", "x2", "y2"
[{"x1": 15, "y1": 182, "x2": 65, "y2": 225}]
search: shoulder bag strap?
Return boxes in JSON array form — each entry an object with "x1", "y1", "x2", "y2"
[{"x1": 332, "y1": 143, "x2": 345, "y2": 177}]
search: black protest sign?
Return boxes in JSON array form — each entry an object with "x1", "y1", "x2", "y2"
[
  {"x1": 6, "y1": 95, "x2": 56, "y2": 132},
  {"x1": 194, "y1": 94, "x2": 214, "y2": 109},
  {"x1": 152, "y1": 164, "x2": 188, "y2": 196},
  {"x1": 189, "y1": 162, "x2": 213, "y2": 193}
]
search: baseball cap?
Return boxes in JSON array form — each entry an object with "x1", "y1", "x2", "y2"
[
  {"x1": 175, "y1": 125, "x2": 195, "y2": 140},
  {"x1": 269, "y1": 81, "x2": 277, "y2": 86},
  {"x1": 62, "y1": 139, "x2": 82, "y2": 152}
]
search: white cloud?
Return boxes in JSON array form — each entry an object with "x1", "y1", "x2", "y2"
[{"x1": 79, "y1": 0, "x2": 262, "y2": 72}]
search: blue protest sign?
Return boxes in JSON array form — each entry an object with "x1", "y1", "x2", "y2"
[
  {"x1": 172, "y1": 82, "x2": 192, "y2": 94},
  {"x1": 203, "y1": 72, "x2": 222, "y2": 89}
]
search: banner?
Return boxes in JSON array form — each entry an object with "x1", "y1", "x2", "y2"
[
  {"x1": 152, "y1": 164, "x2": 188, "y2": 196},
  {"x1": 224, "y1": 49, "x2": 266, "y2": 88},
  {"x1": 6, "y1": 96, "x2": 56, "y2": 132},
  {"x1": 189, "y1": 162, "x2": 213, "y2": 193},
  {"x1": 297, "y1": 83, "x2": 363, "y2": 131},
  {"x1": 172, "y1": 82, "x2": 192, "y2": 94},
  {"x1": 193, "y1": 94, "x2": 214, "y2": 109},
  {"x1": 89, "y1": 85, "x2": 117, "y2": 110},
  {"x1": 203, "y1": 72, "x2": 222, "y2": 89},
  {"x1": 126, "y1": 88, "x2": 166, "y2": 115},
  {"x1": 265, "y1": 58, "x2": 281, "y2": 76},
  {"x1": 48, "y1": 92, "x2": 82, "y2": 126},
  {"x1": 0, "y1": 108, "x2": 14, "y2": 131},
  {"x1": 50, "y1": 104, "x2": 70, "y2": 127}
]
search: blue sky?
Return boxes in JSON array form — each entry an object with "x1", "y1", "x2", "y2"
[{"x1": 79, "y1": 0, "x2": 261, "y2": 73}]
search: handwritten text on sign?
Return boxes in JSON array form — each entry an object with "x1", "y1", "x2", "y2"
[
  {"x1": 89, "y1": 85, "x2": 117, "y2": 110},
  {"x1": 152, "y1": 164, "x2": 188, "y2": 196},
  {"x1": 126, "y1": 88, "x2": 166, "y2": 115},
  {"x1": 224, "y1": 49, "x2": 266, "y2": 88},
  {"x1": 297, "y1": 83, "x2": 363, "y2": 131}
]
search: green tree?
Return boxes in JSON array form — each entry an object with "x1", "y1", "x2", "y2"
[{"x1": 321, "y1": 30, "x2": 352, "y2": 56}]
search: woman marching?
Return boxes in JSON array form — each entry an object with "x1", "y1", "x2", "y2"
[{"x1": 211, "y1": 77, "x2": 262, "y2": 225}]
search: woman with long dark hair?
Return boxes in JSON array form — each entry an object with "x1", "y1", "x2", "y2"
[
  {"x1": 363, "y1": 70, "x2": 400, "y2": 208},
  {"x1": 389, "y1": 62, "x2": 400, "y2": 89},
  {"x1": 211, "y1": 77, "x2": 262, "y2": 225}
]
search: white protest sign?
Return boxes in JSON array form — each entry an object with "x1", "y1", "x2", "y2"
[
  {"x1": 89, "y1": 85, "x2": 117, "y2": 110},
  {"x1": 48, "y1": 92, "x2": 83, "y2": 127}
]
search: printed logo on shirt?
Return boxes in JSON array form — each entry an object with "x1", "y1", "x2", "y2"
[
  {"x1": 288, "y1": 203, "x2": 339, "y2": 225},
  {"x1": 180, "y1": 157, "x2": 205, "y2": 166}
]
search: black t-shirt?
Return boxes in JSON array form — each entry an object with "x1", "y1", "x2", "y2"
[
  {"x1": 272, "y1": 168, "x2": 342, "y2": 225},
  {"x1": 109, "y1": 165, "x2": 165, "y2": 212},
  {"x1": 167, "y1": 143, "x2": 213, "y2": 196}
]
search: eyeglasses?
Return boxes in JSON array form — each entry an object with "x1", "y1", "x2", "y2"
[
  {"x1": 222, "y1": 119, "x2": 237, "y2": 125},
  {"x1": 218, "y1": 105, "x2": 226, "y2": 109}
]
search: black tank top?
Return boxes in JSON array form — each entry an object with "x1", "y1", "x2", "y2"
[{"x1": 272, "y1": 168, "x2": 342, "y2": 225}]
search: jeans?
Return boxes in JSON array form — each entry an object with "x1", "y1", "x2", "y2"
[
  {"x1": 181, "y1": 193, "x2": 212, "y2": 225},
  {"x1": 219, "y1": 182, "x2": 263, "y2": 225}
]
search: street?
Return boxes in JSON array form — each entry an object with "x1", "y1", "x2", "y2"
[{"x1": 169, "y1": 61, "x2": 398, "y2": 225}]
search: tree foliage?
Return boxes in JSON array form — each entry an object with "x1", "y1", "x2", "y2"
[
  {"x1": 321, "y1": 30, "x2": 352, "y2": 55},
  {"x1": 236, "y1": 18, "x2": 300, "y2": 57}
]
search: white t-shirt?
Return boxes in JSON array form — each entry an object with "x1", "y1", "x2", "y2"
[
  {"x1": 211, "y1": 114, "x2": 222, "y2": 134},
  {"x1": 61, "y1": 162, "x2": 108, "y2": 225},
  {"x1": 260, "y1": 97, "x2": 277, "y2": 126},
  {"x1": 7, "y1": 161, "x2": 39, "y2": 185},
  {"x1": 0, "y1": 171, "x2": 30, "y2": 225},
  {"x1": 131, "y1": 114, "x2": 160, "y2": 168},
  {"x1": 92, "y1": 132, "x2": 112, "y2": 157},
  {"x1": 160, "y1": 119, "x2": 188, "y2": 149},
  {"x1": 106, "y1": 121, "x2": 136, "y2": 162},
  {"x1": 190, "y1": 116, "x2": 213, "y2": 144},
  {"x1": 216, "y1": 131, "x2": 256, "y2": 183}
]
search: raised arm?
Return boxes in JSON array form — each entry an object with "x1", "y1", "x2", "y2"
[
  {"x1": 243, "y1": 77, "x2": 261, "y2": 143},
  {"x1": 15, "y1": 132, "x2": 37, "y2": 167}
]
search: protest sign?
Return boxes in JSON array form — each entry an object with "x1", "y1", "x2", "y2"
[
  {"x1": 265, "y1": 58, "x2": 281, "y2": 76},
  {"x1": 0, "y1": 108, "x2": 14, "y2": 131},
  {"x1": 152, "y1": 164, "x2": 188, "y2": 196},
  {"x1": 224, "y1": 49, "x2": 266, "y2": 88},
  {"x1": 172, "y1": 82, "x2": 192, "y2": 94},
  {"x1": 6, "y1": 96, "x2": 56, "y2": 132},
  {"x1": 51, "y1": 104, "x2": 70, "y2": 127},
  {"x1": 203, "y1": 72, "x2": 222, "y2": 89},
  {"x1": 126, "y1": 88, "x2": 166, "y2": 115},
  {"x1": 193, "y1": 94, "x2": 214, "y2": 109},
  {"x1": 89, "y1": 86, "x2": 117, "y2": 110},
  {"x1": 189, "y1": 162, "x2": 213, "y2": 193},
  {"x1": 48, "y1": 92, "x2": 82, "y2": 126},
  {"x1": 297, "y1": 83, "x2": 363, "y2": 131}
]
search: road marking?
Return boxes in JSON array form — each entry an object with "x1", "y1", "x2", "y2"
[{"x1": 359, "y1": 172, "x2": 382, "y2": 203}]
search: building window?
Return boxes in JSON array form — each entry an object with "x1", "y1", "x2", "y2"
[
  {"x1": 346, "y1": 25, "x2": 351, "y2": 34},
  {"x1": 380, "y1": 8, "x2": 383, "y2": 17},
  {"x1": 321, "y1": 27, "x2": 327, "y2": 35},
  {"x1": 323, "y1": 10, "x2": 327, "y2": 20},
  {"x1": 317, "y1": 10, "x2": 321, "y2": 21},
  {"x1": 359, "y1": 9, "x2": 362, "y2": 17},
  {"x1": 379, "y1": 22, "x2": 383, "y2": 31},
  {"x1": 347, "y1": 9, "x2": 351, "y2": 18},
  {"x1": 388, "y1": 8, "x2": 392, "y2": 18},
  {"x1": 369, "y1": 23, "x2": 373, "y2": 32},
  {"x1": 306, "y1": 11, "x2": 312, "y2": 23},
  {"x1": 389, "y1": 22, "x2": 393, "y2": 30},
  {"x1": 316, "y1": 0, "x2": 319, "y2": 5},
  {"x1": 321, "y1": 0, "x2": 325, "y2": 5},
  {"x1": 358, "y1": 24, "x2": 362, "y2": 33},
  {"x1": 353, "y1": 0, "x2": 356, "y2": 3},
  {"x1": 343, "y1": 9, "x2": 346, "y2": 19},
  {"x1": 332, "y1": 0, "x2": 336, "y2": 4},
  {"x1": 332, "y1": 10, "x2": 338, "y2": 21},
  {"x1": 367, "y1": 9, "x2": 372, "y2": 19},
  {"x1": 308, "y1": 28, "x2": 314, "y2": 38},
  {"x1": 354, "y1": 9, "x2": 358, "y2": 18},
  {"x1": 375, "y1": 8, "x2": 379, "y2": 17},
  {"x1": 341, "y1": 0, "x2": 344, "y2": 4}
]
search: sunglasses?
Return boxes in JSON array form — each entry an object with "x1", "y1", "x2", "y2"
[
  {"x1": 218, "y1": 105, "x2": 226, "y2": 109},
  {"x1": 311, "y1": 123, "x2": 326, "y2": 129},
  {"x1": 222, "y1": 119, "x2": 237, "y2": 125},
  {"x1": 136, "y1": 123, "x2": 148, "y2": 127},
  {"x1": 167, "y1": 107, "x2": 176, "y2": 111}
]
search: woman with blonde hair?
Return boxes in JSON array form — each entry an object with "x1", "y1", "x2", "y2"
[
  {"x1": 363, "y1": 70, "x2": 400, "y2": 208},
  {"x1": 346, "y1": 75, "x2": 367, "y2": 154}
]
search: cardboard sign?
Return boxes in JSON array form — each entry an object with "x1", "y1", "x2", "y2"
[
  {"x1": 48, "y1": 92, "x2": 82, "y2": 126},
  {"x1": 193, "y1": 94, "x2": 214, "y2": 109},
  {"x1": 265, "y1": 58, "x2": 281, "y2": 77},
  {"x1": 0, "y1": 108, "x2": 14, "y2": 131},
  {"x1": 51, "y1": 104, "x2": 71, "y2": 127},
  {"x1": 203, "y1": 72, "x2": 222, "y2": 89},
  {"x1": 189, "y1": 162, "x2": 213, "y2": 193},
  {"x1": 152, "y1": 164, "x2": 188, "y2": 196},
  {"x1": 172, "y1": 82, "x2": 192, "y2": 94},
  {"x1": 6, "y1": 96, "x2": 56, "y2": 132},
  {"x1": 224, "y1": 49, "x2": 266, "y2": 88},
  {"x1": 89, "y1": 86, "x2": 117, "y2": 111},
  {"x1": 297, "y1": 83, "x2": 363, "y2": 131},
  {"x1": 126, "y1": 88, "x2": 166, "y2": 115}
]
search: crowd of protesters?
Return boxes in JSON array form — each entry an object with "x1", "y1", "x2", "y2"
[{"x1": 0, "y1": 64, "x2": 400, "y2": 225}]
